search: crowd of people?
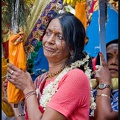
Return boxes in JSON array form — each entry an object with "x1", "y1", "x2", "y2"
[{"x1": 2, "y1": 12, "x2": 118, "y2": 120}]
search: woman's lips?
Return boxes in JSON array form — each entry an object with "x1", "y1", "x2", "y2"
[
  {"x1": 44, "y1": 46, "x2": 55, "y2": 52},
  {"x1": 109, "y1": 68, "x2": 118, "y2": 73}
]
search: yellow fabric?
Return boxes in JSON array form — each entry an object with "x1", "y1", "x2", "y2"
[
  {"x1": 2, "y1": 57, "x2": 14, "y2": 117},
  {"x1": 63, "y1": 0, "x2": 86, "y2": 6},
  {"x1": 90, "y1": 78, "x2": 118, "y2": 90},
  {"x1": 25, "y1": 0, "x2": 52, "y2": 41},
  {"x1": 75, "y1": 1, "x2": 87, "y2": 29},
  {"x1": 7, "y1": 31, "x2": 27, "y2": 103},
  {"x1": 2, "y1": 101, "x2": 14, "y2": 117},
  {"x1": 108, "y1": 0, "x2": 118, "y2": 12},
  {"x1": 24, "y1": 0, "x2": 35, "y2": 7}
]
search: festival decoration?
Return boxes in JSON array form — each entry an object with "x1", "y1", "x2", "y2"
[
  {"x1": 2, "y1": 0, "x2": 31, "y2": 103},
  {"x1": 7, "y1": 28, "x2": 27, "y2": 103}
]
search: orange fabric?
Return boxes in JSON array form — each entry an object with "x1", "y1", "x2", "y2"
[
  {"x1": 75, "y1": 1, "x2": 87, "y2": 29},
  {"x1": 2, "y1": 57, "x2": 14, "y2": 117},
  {"x1": 7, "y1": 31, "x2": 26, "y2": 103}
]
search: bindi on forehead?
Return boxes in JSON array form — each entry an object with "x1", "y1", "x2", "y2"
[
  {"x1": 52, "y1": 26, "x2": 57, "y2": 33},
  {"x1": 107, "y1": 44, "x2": 118, "y2": 55},
  {"x1": 49, "y1": 26, "x2": 62, "y2": 34},
  {"x1": 107, "y1": 44, "x2": 118, "y2": 50}
]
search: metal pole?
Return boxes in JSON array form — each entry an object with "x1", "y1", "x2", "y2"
[
  {"x1": 98, "y1": 0, "x2": 107, "y2": 64},
  {"x1": 11, "y1": 0, "x2": 20, "y2": 33}
]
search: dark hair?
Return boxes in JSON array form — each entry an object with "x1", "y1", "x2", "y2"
[
  {"x1": 52, "y1": 12, "x2": 86, "y2": 66},
  {"x1": 96, "y1": 39, "x2": 118, "y2": 65},
  {"x1": 106, "y1": 39, "x2": 118, "y2": 48}
]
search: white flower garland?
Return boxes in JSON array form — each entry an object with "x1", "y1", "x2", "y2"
[{"x1": 38, "y1": 55, "x2": 96, "y2": 115}]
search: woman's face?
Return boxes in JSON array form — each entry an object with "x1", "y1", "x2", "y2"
[
  {"x1": 42, "y1": 18, "x2": 69, "y2": 62},
  {"x1": 107, "y1": 43, "x2": 118, "y2": 78}
]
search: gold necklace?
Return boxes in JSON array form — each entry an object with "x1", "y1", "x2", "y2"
[{"x1": 47, "y1": 66, "x2": 65, "y2": 78}]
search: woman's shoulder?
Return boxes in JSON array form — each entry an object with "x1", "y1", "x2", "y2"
[
  {"x1": 67, "y1": 68, "x2": 88, "y2": 78},
  {"x1": 58, "y1": 68, "x2": 90, "y2": 94},
  {"x1": 61, "y1": 68, "x2": 89, "y2": 85},
  {"x1": 68, "y1": 68, "x2": 84, "y2": 73}
]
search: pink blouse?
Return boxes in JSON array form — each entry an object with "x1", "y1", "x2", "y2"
[
  {"x1": 25, "y1": 68, "x2": 90, "y2": 120},
  {"x1": 47, "y1": 68, "x2": 90, "y2": 120}
]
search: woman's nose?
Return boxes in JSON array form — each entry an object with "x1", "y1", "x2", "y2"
[
  {"x1": 111, "y1": 57, "x2": 118, "y2": 65},
  {"x1": 47, "y1": 34, "x2": 56, "y2": 44}
]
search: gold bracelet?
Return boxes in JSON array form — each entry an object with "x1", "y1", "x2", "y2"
[
  {"x1": 25, "y1": 91, "x2": 35, "y2": 96},
  {"x1": 97, "y1": 94, "x2": 110, "y2": 99},
  {"x1": 25, "y1": 91, "x2": 36, "y2": 100},
  {"x1": 16, "y1": 113, "x2": 25, "y2": 117}
]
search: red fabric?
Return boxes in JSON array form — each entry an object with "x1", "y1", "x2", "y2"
[
  {"x1": 92, "y1": 57, "x2": 97, "y2": 71},
  {"x1": 2, "y1": 41, "x2": 9, "y2": 59}
]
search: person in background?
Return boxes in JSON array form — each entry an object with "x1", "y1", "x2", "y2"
[
  {"x1": 4, "y1": 12, "x2": 92, "y2": 120},
  {"x1": 93, "y1": 39, "x2": 118, "y2": 120}
]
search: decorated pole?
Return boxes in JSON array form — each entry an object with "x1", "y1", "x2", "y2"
[
  {"x1": 11, "y1": 0, "x2": 20, "y2": 33},
  {"x1": 98, "y1": 0, "x2": 107, "y2": 63},
  {"x1": 7, "y1": 0, "x2": 27, "y2": 104}
]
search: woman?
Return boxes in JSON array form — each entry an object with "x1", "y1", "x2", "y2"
[
  {"x1": 93, "y1": 39, "x2": 118, "y2": 120},
  {"x1": 5, "y1": 12, "x2": 92, "y2": 120}
]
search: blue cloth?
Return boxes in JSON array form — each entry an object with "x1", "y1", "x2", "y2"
[
  {"x1": 31, "y1": 47, "x2": 49, "y2": 81},
  {"x1": 111, "y1": 89, "x2": 118, "y2": 112}
]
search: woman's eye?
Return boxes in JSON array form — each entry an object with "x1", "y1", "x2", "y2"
[
  {"x1": 57, "y1": 34, "x2": 64, "y2": 40},
  {"x1": 107, "y1": 54, "x2": 112, "y2": 60}
]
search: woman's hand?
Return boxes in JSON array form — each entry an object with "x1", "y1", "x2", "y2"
[
  {"x1": 2, "y1": 79, "x2": 8, "y2": 98},
  {"x1": 95, "y1": 53, "x2": 111, "y2": 85},
  {"x1": 6, "y1": 63, "x2": 35, "y2": 94}
]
